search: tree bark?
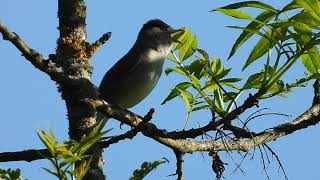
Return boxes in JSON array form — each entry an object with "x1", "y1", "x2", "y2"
[{"x1": 56, "y1": 0, "x2": 104, "y2": 179}]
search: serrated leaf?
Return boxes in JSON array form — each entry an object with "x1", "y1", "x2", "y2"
[
  {"x1": 215, "y1": 1, "x2": 276, "y2": 11},
  {"x1": 228, "y1": 10, "x2": 277, "y2": 59},
  {"x1": 161, "y1": 82, "x2": 192, "y2": 105}
]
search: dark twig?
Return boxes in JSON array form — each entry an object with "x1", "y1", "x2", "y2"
[
  {"x1": 100, "y1": 108, "x2": 155, "y2": 148},
  {"x1": 263, "y1": 144, "x2": 289, "y2": 180},
  {"x1": 0, "y1": 149, "x2": 49, "y2": 162},
  {"x1": 0, "y1": 21, "x2": 64, "y2": 82}
]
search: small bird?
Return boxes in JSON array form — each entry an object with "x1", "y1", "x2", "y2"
[{"x1": 99, "y1": 19, "x2": 182, "y2": 109}]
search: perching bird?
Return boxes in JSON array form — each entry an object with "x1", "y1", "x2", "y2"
[{"x1": 99, "y1": 19, "x2": 182, "y2": 109}]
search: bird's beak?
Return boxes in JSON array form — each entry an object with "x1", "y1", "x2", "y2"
[
  {"x1": 170, "y1": 28, "x2": 185, "y2": 44},
  {"x1": 169, "y1": 28, "x2": 185, "y2": 34}
]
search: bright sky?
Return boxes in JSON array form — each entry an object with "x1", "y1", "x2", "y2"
[{"x1": 1, "y1": 0, "x2": 319, "y2": 180}]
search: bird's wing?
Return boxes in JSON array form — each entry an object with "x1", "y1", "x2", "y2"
[{"x1": 99, "y1": 45, "x2": 142, "y2": 88}]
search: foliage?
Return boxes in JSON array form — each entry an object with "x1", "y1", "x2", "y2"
[
  {"x1": 129, "y1": 158, "x2": 169, "y2": 180},
  {"x1": 0, "y1": 168, "x2": 23, "y2": 180},
  {"x1": 38, "y1": 119, "x2": 109, "y2": 180},
  {"x1": 164, "y1": 0, "x2": 320, "y2": 128}
]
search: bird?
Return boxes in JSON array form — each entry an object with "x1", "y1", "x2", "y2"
[{"x1": 99, "y1": 19, "x2": 182, "y2": 110}]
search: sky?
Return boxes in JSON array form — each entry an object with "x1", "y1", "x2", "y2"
[{"x1": 1, "y1": 0, "x2": 319, "y2": 180}]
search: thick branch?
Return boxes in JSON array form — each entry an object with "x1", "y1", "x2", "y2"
[
  {"x1": 0, "y1": 21, "x2": 64, "y2": 82},
  {"x1": 91, "y1": 98, "x2": 320, "y2": 153},
  {"x1": 1, "y1": 103, "x2": 320, "y2": 163}
]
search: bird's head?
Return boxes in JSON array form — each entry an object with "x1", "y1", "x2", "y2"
[{"x1": 137, "y1": 19, "x2": 183, "y2": 51}]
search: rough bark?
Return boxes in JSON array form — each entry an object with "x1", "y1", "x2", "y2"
[{"x1": 56, "y1": 0, "x2": 104, "y2": 179}]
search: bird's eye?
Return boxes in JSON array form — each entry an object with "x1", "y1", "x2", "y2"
[{"x1": 160, "y1": 26, "x2": 168, "y2": 31}]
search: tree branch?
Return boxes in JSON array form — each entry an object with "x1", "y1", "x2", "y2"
[
  {"x1": 86, "y1": 32, "x2": 112, "y2": 58},
  {"x1": 0, "y1": 21, "x2": 64, "y2": 82},
  {"x1": 174, "y1": 150, "x2": 184, "y2": 180},
  {"x1": 91, "y1": 98, "x2": 320, "y2": 153},
  {"x1": 0, "y1": 149, "x2": 48, "y2": 162}
]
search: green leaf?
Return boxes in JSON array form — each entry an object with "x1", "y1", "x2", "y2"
[
  {"x1": 291, "y1": 12, "x2": 320, "y2": 29},
  {"x1": 243, "y1": 72, "x2": 264, "y2": 89},
  {"x1": 228, "y1": 10, "x2": 277, "y2": 59},
  {"x1": 177, "y1": 88, "x2": 193, "y2": 111},
  {"x1": 130, "y1": 159, "x2": 168, "y2": 180},
  {"x1": 300, "y1": 46, "x2": 320, "y2": 73},
  {"x1": 197, "y1": 48, "x2": 210, "y2": 61},
  {"x1": 192, "y1": 105, "x2": 210, "y2": 112},
  {"x1": 42, "y1": 167, "x2": 60, "y2": 178},
  {"x1": 172, "y1": 28, "x2": 190, "y2": 51},
  {"x1": 188, "y1": 59, "x2": 207, "y2": 79},
  {"x1": 212, "y1": 8, "x2": 256, "y2": 21},
  {"x1": 243, "y1": 26, "x2": 288, "y2": 70},
  {"x1": 220, "y1": 78, "x2": 242, "y2": 83},
  {"x1": 37, "y1": 130, "x2": 57, "y2": 157},
  {"x1": 179, "y1": 35, "x2": 197, "y2": 61},
  {"x1": 204, "y1": 81, "x2": 219, "y2": 92},
  {"x1": 226, "y1": 91, "x2": 243, "y2": 113},
  {"x1": 294, "y1": 0, "x2": 320, "y2": 23},
  {"x1": 165, "y1": 67, "x2": 186, "y2": 76},
  {"x1": 280, "y1": 1, "x2": 301, "y2": 13},
  {"x1": 215, "y1": 89, "x2": 225, "y2": 111},
  {"x1": 161, "y1": 82, "x2": 192, "y2": 105},
  {"x1": 214, "y1": 1, "x2": 276, "y2": 12}
]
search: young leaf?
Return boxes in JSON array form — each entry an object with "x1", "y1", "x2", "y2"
[
  {"x1": 161, "y1": 82, "x2": 192, "y2": 105},
  {"x1": 228, "y1": 10, "x2": 277, "y2": 59},
  {"x1": 179, "y1": 35, "x2": 197, "y2": 61},
  {"x1": 213, "y1": 1, "x2": 276, "y2": 12},
  {"x1": 165, "y1": 67, "x2": 186, "y2": 76},
  {"x1": 294, "y1": 0, "x2": 320, "y2": 23},
  {"x1": 197, "y1": 48, "x2": 210, "y2": 61},
  {"x1": 130, "y1": 159, "x2": 168, "y2": 180},
  {"x1": 300, "y1": 46, "x2": 320, "y2": 74},
  {"x1": 177, "y1": 88, "x2": 193, "y2": 111},
  {"x1": 243, "y1": 25, "x2": 288, "y2": 70},
  {"x1": 243, "y1": 72, "x2": 264, "y2": 89},
  {"x1": 212, "y1": 8, "x2": 255, "y2": 21}
]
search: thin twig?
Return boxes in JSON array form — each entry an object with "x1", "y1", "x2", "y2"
[{"x1": 86, "y1": 32, "x2": 112, "y2": 58}]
